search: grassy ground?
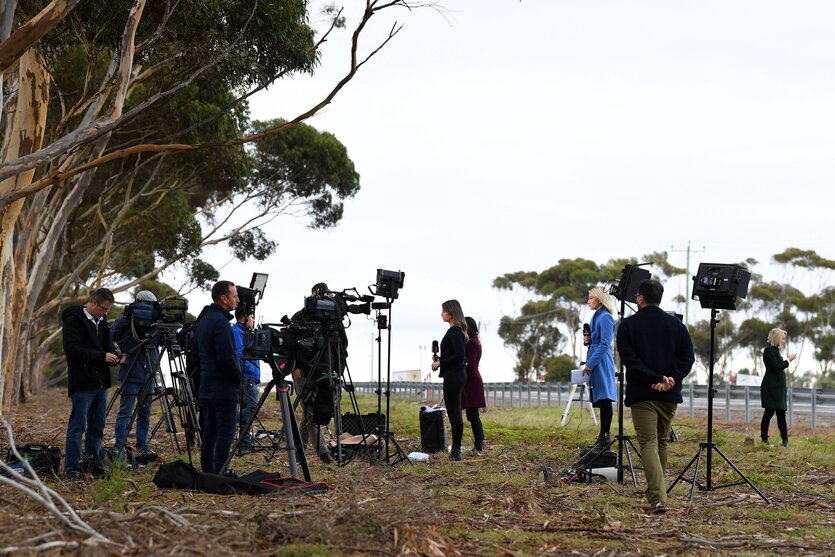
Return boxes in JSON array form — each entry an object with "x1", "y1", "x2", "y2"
[{"x1": 2, "y1": 389, "x2": 833, "y2": 556}]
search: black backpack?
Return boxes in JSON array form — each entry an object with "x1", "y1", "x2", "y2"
[
  {"x1": 5, "y1": 444, "x2": 62, "y2": 477},
  {"x1": 179, "y1": 308, "x2": 208, "y2": 397}
]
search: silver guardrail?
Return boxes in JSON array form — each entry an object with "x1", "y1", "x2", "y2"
[{"x1": 350, "y1": 382, "x2": 835, "y2": 429}]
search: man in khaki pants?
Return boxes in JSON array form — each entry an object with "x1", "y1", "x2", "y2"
[{"x1": 616, "y1": 279, "x2": 694, "y2": 514}]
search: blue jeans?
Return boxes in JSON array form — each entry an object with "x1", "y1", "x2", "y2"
[
  {"x1": 239, "y1": 381, "x2": 260, "y2": 444},
  {"x1": 200, "y1": 399, "x2": 238, "y2": 474},
  {"x1": 114, "y1": 381, "x2": 152, "y2": 452},
  {"x1": 65, "y1": 389, "x2": 108, "y2": 474}
]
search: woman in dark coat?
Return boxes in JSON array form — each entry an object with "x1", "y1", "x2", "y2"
[
  {"x1": 761, "y1": 327, "x2": 796, "y2": 447},
  {"x1": 431, "y1": 300, "x2": 468, "y2": 461},
  {"x1": 462, "y1": 316, "x2": 486, "y2": 452}
]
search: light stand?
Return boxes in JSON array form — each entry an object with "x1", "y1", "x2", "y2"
[
  {"x1": 372, "y1": 269, "x2": 411, "y2": 466},
  {"x1": 668, "y1": 306, "x2": 767, "y2": 501},
  {"x1": 668, "y1": 263, "x2": 768, "y2": 503},
  {"x1": 613, "y1": 295, "x2": 641, "y2": 486}
]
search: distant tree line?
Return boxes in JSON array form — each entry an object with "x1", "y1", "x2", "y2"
[{"x1": 494, "y1": 248, "x2": 835, "y2": 390}]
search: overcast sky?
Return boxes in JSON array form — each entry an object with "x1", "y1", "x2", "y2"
[{"x1": 179, "y1": 1, "x2": 835, "y2": 383}]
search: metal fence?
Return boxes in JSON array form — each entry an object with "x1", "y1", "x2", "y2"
[{"x1": 351, "y1": 381, "x2": 835, "y2": 429}]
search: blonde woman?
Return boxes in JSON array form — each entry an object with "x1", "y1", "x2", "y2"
[
  {"x1": 761, "y1": 328, "x2": 796, "y2": 447},
  {"x1": 431, "y1": 299, "x2": 468, "y2": 461},
  {"x1": 584, "y1": 287, "x2": 617, "y2": 448}
]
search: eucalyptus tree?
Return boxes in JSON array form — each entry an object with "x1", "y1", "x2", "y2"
[{"x1": 0, "y1": 0, "x2": 420, "y2": 409}]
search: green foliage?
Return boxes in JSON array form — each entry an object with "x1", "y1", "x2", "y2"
[
  {"x1": 773, "y1": 247, "x2": 835, "y2": 270},
  {"x1": 250, "y1": 119, "x2": 360, "y2": 229},
  {"x1": 543, "y1": 354, "x2": 576, "y2": 382}
]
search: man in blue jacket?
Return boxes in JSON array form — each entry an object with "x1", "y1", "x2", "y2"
[
  {"x1": 616, "y1": 279, "x2": 694, "y2": 514},
  {"x1": 110, "y1": 290, "x2": 160, "y2": 463},
  {"x1": 62, "y1": 288, "x2": 120, "y2": 477},
  {"x1": 232, "y1": 306, "x2": 260, "y2": 446},
  {"x1": 196, "y1": 280, "x2": 241, "y2": 474}
]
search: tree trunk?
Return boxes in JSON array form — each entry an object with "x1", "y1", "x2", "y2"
[{"x1": 0, "y1": 49, "x2": 49, "y2": 411}]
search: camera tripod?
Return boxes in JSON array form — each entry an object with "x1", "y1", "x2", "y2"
[
  {"x1": 107, "y1": 324, "x2": 201, "y2": 463},
  {"x1": 220, "y1": 354, "x2": 310, "y2": 480},
  {"x1": 668, "y1": 307, "x2": 769, "y2": 502}
]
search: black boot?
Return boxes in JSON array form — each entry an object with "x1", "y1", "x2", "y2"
[
  {"x1": 450, "y1": 422, "x2": 464, "y2": 461},
  {"x1": 471, "y1": 414, "x2": 485, "y2": 452},
  {"x1": 593, "y1": 433, "x2": 611, "y2": 450}
]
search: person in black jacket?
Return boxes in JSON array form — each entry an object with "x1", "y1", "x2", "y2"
[
  {"x1": 291, "y1": 282, "x2": 346, "y2": 464},
  {"x1": 196, "y1": 280, "x2": 241, "y2": 474},
  {"x1": 616, "y1": 279, "x2": 694, "y2": 514},
  {"x1": 62, "y1": 288, "x2": 120, "y2": 477},
  {"x1": 431, "y1": 299, "x2": 468, "y2": 461}
]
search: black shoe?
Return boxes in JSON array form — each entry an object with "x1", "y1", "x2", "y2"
[
  {"x1": 65, "y1": 470, "x2": 85, "y2": 481},
  {"x1": 652, "y1": 501, "x2": 667, "y2": 514},
  {"x1": 449, "y1": 447, "x2": 462, "y2": 461},
  {"x1": 136, "y1": 449, "x2": 158, "y2": 465},
  {"x1": 319, "y1": 452, "x2": 335, "y2": 465},
  {"x1": 474, "y1": 443, "x2": 485, "y2": 452},
  {"x1": 781, "y1": 439, "x2": 789, "y2": 448}
]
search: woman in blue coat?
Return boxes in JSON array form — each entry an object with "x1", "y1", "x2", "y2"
[{"x1": 583, "y1": 287, "x2": 617, "y2": 448}]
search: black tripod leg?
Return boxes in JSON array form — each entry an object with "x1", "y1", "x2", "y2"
[
  {"x1": 622, "y1": 440, "x2": 638, "y2": 488},
  {"x1": 220, "y1": 380, "x2": 275, "y2": 475},
  {"x1": 712, "y1": 445, "x2": 769, "y2": 502},
  {"x1": 278, "y1": 383, "x2": 310, "y2": 481}
]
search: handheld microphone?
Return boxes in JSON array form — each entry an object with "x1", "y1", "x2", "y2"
[
  {"x1": 582, "y1": 323, "x2": 591, "y2": 347},
  {"x1": 431, "y1": 340, "x2": 439, "y2": 363}
]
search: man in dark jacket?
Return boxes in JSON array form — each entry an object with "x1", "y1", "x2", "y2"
[
  {"x1": 196, "y1": 280, "x2": 241, "y2": 474},
  {"x1": 63, "y1": 288, "x2": 120, "y2": 477},
  {"x1": 616, "y1": 279, "x2": 695, "y2": 514}
]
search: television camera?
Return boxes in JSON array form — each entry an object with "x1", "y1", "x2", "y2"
[{"x1": 124, "y1": 296, "x2": 188, "y2": 341}]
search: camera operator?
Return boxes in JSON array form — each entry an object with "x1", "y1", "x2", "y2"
[
  {"x1": 196, "y1": 280, "x2": 242, "y2": 474},
  {"x1": 291, "y1": 282, "x2": 349, "y2": 465},
  {"x1": 110, "y1": 290, "x2": 160, "y2": 464},
  {"x1": 232, "y1": 307, "x2": 261, "y2": 446}
]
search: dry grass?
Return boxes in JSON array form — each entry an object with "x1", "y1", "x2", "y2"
[{"x1": 1, "y1": 388, "x2": 833, "y2": 556}]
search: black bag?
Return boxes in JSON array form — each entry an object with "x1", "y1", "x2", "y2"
[
  {"x1": 342, "y1": 412, "x2": 385, "y2": 436},
  {"x1": 419, "y1": 409, "x2": 447, "y2": 453},
  {"x1": 153, "y1": 459, "x2": 199, "y2": 490},
  {"x1": 6, "y1": 444, "x2": 62, "y2": 476},
  {"x1": 153, "y1": 460, "x2": 329, "y2": 495},
  {"x1": 577, "y1": 447, "x2": 617, "y2": 468},
  {"x1": 98, "y1": 446, "x2": 139, "y2": 471}
]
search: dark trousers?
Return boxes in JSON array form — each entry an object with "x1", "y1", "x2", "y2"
[
  {"x1": 761, "y1": 408, "x2": 788, "y2": 442},
  {"x1": 596, "y1": 399, "x2": 613, "y2": 437},
  {"x1": 465, "y1": 407, "x2": 484, "y2": 449},
  {"x1": 200, "y1": 399, "x2": 237, "y2": 474},
  {"x1": 443, "y1": 373, "x2": 466, "y2": 449}
]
